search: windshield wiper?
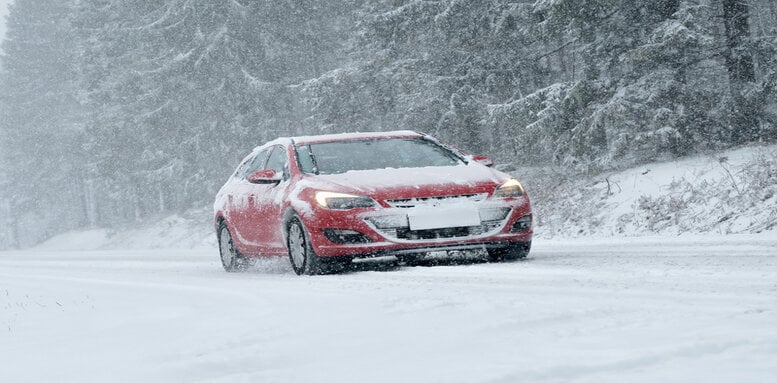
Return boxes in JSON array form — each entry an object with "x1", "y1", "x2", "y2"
[{"x1": 307, "y1": 145, "x2": 320, "y2": 175}]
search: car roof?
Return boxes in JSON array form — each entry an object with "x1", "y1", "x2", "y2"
[
  {"x1": 290, "y1": 130, "x2": 423, "y2": 145},
  {"x1": 248, "y1": 130, "x2": 426, "y2": 155}
]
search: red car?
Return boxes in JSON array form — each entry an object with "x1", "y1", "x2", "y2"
[{"x1": 213, "y1": 131, "x2": 533, "y2": 274}]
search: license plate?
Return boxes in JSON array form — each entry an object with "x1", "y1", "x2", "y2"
[{"x1": 407, "y1": 206, "x2": 481, "y2": 230}]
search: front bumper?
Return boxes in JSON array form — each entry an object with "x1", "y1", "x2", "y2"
[{"x1": 301, "y1": 198, "x2": 533, "y2": 258}]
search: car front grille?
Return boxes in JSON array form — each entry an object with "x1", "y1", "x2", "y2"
[
  {"x1": 367, "y1": 213, "x2": 507, "y2": 241},
  {"x1": 385, "y1": 193, "x2": 488, "y2": 208},
  {"x1": 390, "y1": 222, "x2": 503, "y2": 240},
  {"x1": 369, "y1": 194, "x2": 510, "y2": 242}
]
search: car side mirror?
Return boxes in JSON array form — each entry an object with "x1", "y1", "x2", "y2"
[
  {"x1": 471, "y1": 155, "x2": 494, "y2": 167},
  {"x1": 247, "y1": 169, "x2": 282, "y2": 184}
]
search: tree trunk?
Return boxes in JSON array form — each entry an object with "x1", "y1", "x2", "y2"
[
  {"x1": 8, "y1": 202, "x2": 20, "y2": 249},
  {"x1": 722, "y1": 0, "x2": 756, "y2": 84},
  {"x1": 721, "y1": 0, "x2": 757, "y2": 144},
  {"x1": 557, "y1": 35, "x2": 570, "y2": 81},
  {"x1": 83, "y1": 177, "x2": 98, "y2": 227}
]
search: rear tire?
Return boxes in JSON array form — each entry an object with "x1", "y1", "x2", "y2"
[
  {"x1": 218, "y1": 222, "x2": 252, "y2": 272},
  {"x1": 486, "y1": 242, "x2": 531, "y2": 262}
]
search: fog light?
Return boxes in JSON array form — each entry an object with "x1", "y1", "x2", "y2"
[
  {"x1": 510, "y1": 214, "x2": 532, "y2": 232},
  {"x1": 367, "y1": 215, "x2": 409, "y2": 229},
  {"x1": 479, "y1": 208, "x2": 511, "y2": 222},
  {"x1": 322, "y1": 229, "x2": 372, "y2": 244}
]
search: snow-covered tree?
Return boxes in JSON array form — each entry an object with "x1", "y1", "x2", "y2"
[
  {"x1": 0, "y1": 0, "x2": 87, "y2": 247},
  {"x1": 1, "y1": 0, "x2": 775, "y2": 247}
]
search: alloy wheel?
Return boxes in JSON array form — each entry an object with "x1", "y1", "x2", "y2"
[
  {"x1": 288, "y1": 221, "x2": 307, "y2": 273},
  {"x1": 219, "y1": 225, "x2": 239, "y2": 271}
]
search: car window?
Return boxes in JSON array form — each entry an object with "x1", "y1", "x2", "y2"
[
  {"x1": 239, "y1": 149, "x2": 270, "y2": 179},
  {"x1": 265, "y1": 146, "x2": 288, "y2": 176},
  {"x1": 296, "y1": 138, "x2": 463, "y2": 175},
  {"x1": 233, "y1": 157, "x2": 253, "y2": 178}
]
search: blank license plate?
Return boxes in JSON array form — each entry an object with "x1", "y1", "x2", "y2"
[{"x1": 408, "y1": 207, "x2": 481, "y2": 231}]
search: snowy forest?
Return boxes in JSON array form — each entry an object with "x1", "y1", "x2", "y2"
[{"x1": 1, "y1": 0, "x2": 776, "y2": 248}]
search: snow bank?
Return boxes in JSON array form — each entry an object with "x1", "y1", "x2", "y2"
[
  {"x1": 33, "y1": 210, "x2": 216, "y2": 252},
  {"x1": 32, "y1": 229, "x2": 111, "y2": 251},
  {"x1": 525, "y1": 144, "x2": 777, "y2": 238}
]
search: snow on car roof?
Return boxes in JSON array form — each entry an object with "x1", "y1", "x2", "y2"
[
  {"x1": 291, "y1": 130, "x2": 422, "y2": 145},
  {"x1": 248, "y1": 130, "x2": 424, "y2": 154}
]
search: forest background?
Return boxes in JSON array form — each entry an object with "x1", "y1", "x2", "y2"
[{"x1": 1, "y1": 0, "x2": 775, "y2": 248}]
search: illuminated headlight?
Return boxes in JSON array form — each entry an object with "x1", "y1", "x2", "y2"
[
  {"x1": 315, "y1": 191, "x2": 377, "y2": 210},
  {"x1": 494, "y1": 179, "x2": 525, "y2": 198}
]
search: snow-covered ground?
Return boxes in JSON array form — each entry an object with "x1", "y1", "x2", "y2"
[
  {"x1": 2, "y1": 235, "x2": 776, "y2": 383},
  {"x1": 3, "y1": 145, "x2": 777, "y2": 382}
]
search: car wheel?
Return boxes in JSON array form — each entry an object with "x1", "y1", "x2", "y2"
[
  {"x1": 218, "y1": 222, "x2": 251, "y2": 272},
  {"x1": 486, "y1": 242, "x2": 531, "y2": 262},
  {"x1": 287, "y1": 217, "x2": 326, "y2": 275}
]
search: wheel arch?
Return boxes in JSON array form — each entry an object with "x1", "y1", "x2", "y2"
[
  {"x1": 214, "y1": 213, "x2": 227, "y2": 231},
  {"x1": 281, "y1": 207, "x2": 303, "y2": 244}
]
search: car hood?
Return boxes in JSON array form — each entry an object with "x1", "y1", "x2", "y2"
[{"x1": 307, "y1": 164, "x2": 508, "y2": 201}]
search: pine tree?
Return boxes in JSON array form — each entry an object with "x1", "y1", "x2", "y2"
[
  {"x1": 75, "y1": 0, "x2": 272, "y2": 225},
  {"x1": 71, "y1": 0, "x2": 357, "y2": 228},
  {"x1": 0, "y1": 0, "x2": 86, "y2": 247},
  {"x1": 1, "y1": 0, "x2": 775, "y2": 247}
]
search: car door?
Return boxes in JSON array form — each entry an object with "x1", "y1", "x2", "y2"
[
  {"x1": 229, "y1": 149, "x2": 271, "y2": 251},
  {"x1": 242, "y1": 145, "x2": 290, "y2": 254}
]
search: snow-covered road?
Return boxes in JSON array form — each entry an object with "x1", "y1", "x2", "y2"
[{"x1": 2, "y1": 235, "x2": 776, "y2": 383}]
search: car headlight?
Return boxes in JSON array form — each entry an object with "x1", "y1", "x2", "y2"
[
  {"x1": 315, "y1": 191, "x2": 377, "y2": 209},
  {"x1": 494, "y1": 179, "x2": 525, "y2": 198}
]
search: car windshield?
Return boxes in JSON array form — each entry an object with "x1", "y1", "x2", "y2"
[{"x1": 295, "y1": 138, "x2": 464, "y2": 175}]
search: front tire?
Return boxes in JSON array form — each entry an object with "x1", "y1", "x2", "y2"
[
  {"x1": 287, "y1": 217, "x2": 350, "y2": 275},
  {"x1": 218, "y1": 222, "x2": 251, "y2": 272},
  {"x1": 287, "y1": 217, "x2": 323, "y2": 275},
  {"x1": 486, "y1": 242, "x2": 531, "y2": 262}
]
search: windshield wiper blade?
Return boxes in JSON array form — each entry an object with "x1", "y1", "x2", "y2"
[{"x1": 307, "y1": 145, "x2": 320, "y2": 175}]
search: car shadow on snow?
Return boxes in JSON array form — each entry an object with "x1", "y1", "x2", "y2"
[
  {"x1": 341, "y1": 250, "x2": 533, "y2": 274},
  {"x1": 241, "y1": 256, "x2": 403, "y2": 275},
  {"x1": 240, "y1": 251, "x2": 532, "y2": 275}
]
